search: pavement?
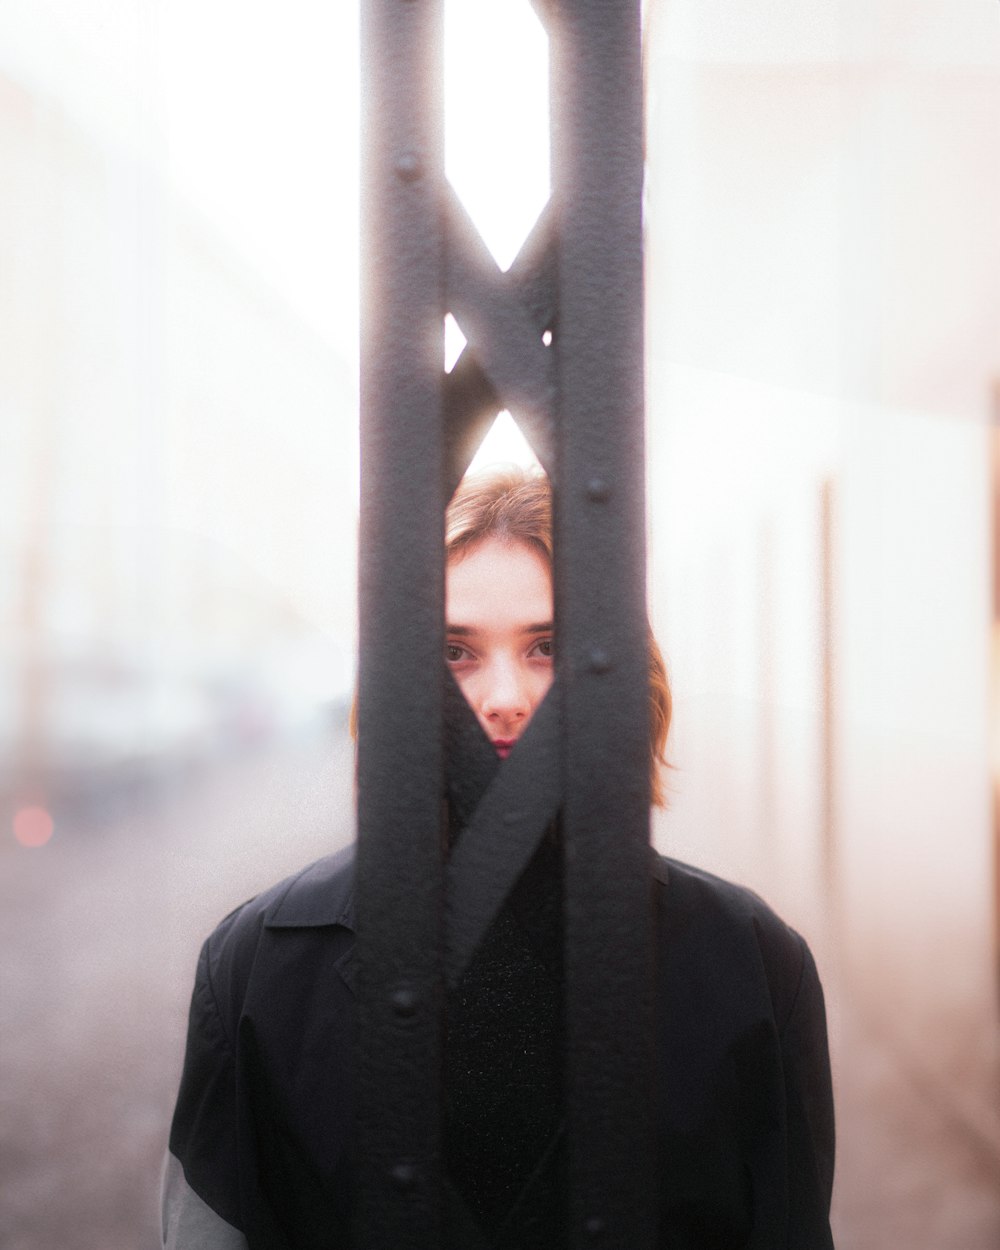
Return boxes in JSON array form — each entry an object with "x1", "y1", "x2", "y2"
[
  {"x1": 829, "y1": 989, "x2": 1000, "y2": 1249},
  {"x1": 0, "y1": 732, "x2": 997, "y2": 1249}
]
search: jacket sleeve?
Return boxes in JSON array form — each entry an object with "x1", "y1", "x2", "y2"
[
  {"x1": 779, "y1": 936, "x2": 836, "y2": 1246},
  {"x1": 162, "y1": 937, "x2": 249, "y2": 1250}
]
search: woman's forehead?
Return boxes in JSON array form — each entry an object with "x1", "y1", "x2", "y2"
[{"x1": 445, "y1": 537, "x2": 552, "y2": 624}]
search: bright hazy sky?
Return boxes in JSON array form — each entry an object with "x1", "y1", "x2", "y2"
[{"x1": 0, "y1": 0, "x2": 550, "y2": 365}]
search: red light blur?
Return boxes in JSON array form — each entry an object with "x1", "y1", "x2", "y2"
[{"x1": 13, "y1": 806, "x2": 54, "y2": 848}]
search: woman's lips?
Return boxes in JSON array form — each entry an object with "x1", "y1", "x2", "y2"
[{"x1": 492, "y1": 738, "x2": 517, "y2": 759}]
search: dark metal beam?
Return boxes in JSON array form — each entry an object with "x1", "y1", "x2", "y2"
[
  {"x1": 444, "y1": 187, "x2": 557, "y2": 475},
  {"x1": 549, "y1": 2, "x2": 656, "y2": 1247},
  {"x1": 356, "y1": 0, "x2": 446, "y2": 1245},
  {"x1": 445, "y1": 687, "x2": 562, "y2": 987},
  {"x1": 442, "y1": 201, "x2": 558, "y2": 496},
  {"x1": 357, "y1": 1, "x2": 654, "y2": 1245}
]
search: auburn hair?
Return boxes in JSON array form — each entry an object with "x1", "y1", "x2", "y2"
[{"x1": 445, "y1": 466, "x2": 671, "y2": 806}]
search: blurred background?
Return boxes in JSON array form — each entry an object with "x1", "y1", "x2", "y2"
[{"x1": 1, "y1": 1, "x2": 998, "y2": 1247}]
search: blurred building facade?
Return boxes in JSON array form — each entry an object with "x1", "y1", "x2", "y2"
[
  {"x1": 0, "y1": 47, "x2": 356, "y2": 818},
  {"x1": 644, "y1": 0, "x2": 1000, "y2": 1215}
]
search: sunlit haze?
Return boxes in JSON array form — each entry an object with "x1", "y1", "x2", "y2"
[{"x1": 2, "y1": 4, "x2": 1000, "y2": 1247}]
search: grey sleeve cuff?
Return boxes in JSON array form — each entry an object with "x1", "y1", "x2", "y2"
[{"x1": 161, "y1": 1152, "x2": 248, "y2": 1250}]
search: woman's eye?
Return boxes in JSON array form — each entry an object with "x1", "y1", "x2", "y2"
[
  {"x1": 532, "y1": 637, "x2": 554, "y2": 659},
  {"x1": 446, "y1": 642, "x2": 469, "y2": 663}
]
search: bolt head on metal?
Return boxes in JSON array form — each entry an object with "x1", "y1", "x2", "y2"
[
  {"x1": 586, "y1": 477, "x2": 610, "y2": 503},
  {"x1": 588, "y1": 647, "x2": 612, "y2": 674},
  {"x1": 390, "y1": 1162, "x2": 418, "y2": 1192},
  {"x1": 390, "y1": 987, "x2": 418, "y2": 1017},
  {"x1": 394, "y1": 150, "x2": 423, "y2": 182}
]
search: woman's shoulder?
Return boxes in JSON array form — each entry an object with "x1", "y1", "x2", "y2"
[
  {"x1": 652, "y1": 852, "x2": 799, "y2": 931},
  {"x1": 651, "y1": 852, "x2": 818, "y2": 1027},
  {"x1": 218, "y1": 842, "x2": 356, "y2": 930},
  {"x1": 198, "y1": 845, "x2": 357, "y2": 1009}
]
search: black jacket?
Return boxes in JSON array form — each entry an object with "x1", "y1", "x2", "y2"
[{"x1": 164, "y1": 846, "x2": 835, "y2": 1249}]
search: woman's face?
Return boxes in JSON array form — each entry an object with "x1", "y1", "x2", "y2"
[{"x1": 445, "y1": 537, "x2": 554, "y2": 758}]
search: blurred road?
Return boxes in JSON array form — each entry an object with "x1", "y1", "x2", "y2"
[
  {"x1": 0, "y1": 732, "x2": 997, "y2": 1249},
  {"x1": 830, "y1": 988, "x2": 1000, "y2": 1249}
]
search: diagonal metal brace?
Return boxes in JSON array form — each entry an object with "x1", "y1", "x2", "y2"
[
  {"x1": 445, "y1": 187, "x2": 557, "y2": 476},
  {"x1": 445, "y1": 689, "x2": 562, "y2": 988}
]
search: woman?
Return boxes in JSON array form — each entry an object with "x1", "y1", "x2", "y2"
[
  {"x1": 163, "y1": 468, "x2": 835, "y2": 1249},
  {"x1": 441, "y1": 467, "x2": 670, "y2": 797}
]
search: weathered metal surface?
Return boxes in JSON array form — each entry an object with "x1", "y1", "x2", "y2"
[
  {"x1": 357, "y1": 1, "x2": 652, "y2": 1245},
  {"x1": 548, "y1": 3, "x2": 655, "y2": 1246},
  {"x1": 355, "y1": 0, "x2": 446, "y2": 1245},
  {"x1": 444, "y1": 686, "x2": 562, "y2": 988},
  {"x1": 444, "y1": 188, "x2": 557, "y2": 475}
]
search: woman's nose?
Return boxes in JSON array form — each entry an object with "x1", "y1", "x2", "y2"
[{"x1": 479, "y1": 659, "x2": 530, "y2": 724}]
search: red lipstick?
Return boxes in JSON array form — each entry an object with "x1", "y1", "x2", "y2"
[{"x1": 492, "y1": 738, "x2": 517, "y2": 759}]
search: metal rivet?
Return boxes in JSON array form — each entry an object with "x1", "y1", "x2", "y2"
[
  {"x1": 584, "y1": 1215, "x2": 605, "y2": 1237},
  {"x1": 542, "y1": 329, "x2": 553, "y2": 346},
  {"x1": 586, "y1": 477, "x2": 610, "y2": 503},
  {"x1": 391, "y1": 987, "x2": 418, "y2": 1018},
  {"x1": 390, "y1": 1162, "x2": 418, "y2": 1192},
  {"x1": 588, "y1": 647, "x2": 611, "y2": 675},
  {"x1": 395, "y1": 150, "x2": 423, "y2": 182}
]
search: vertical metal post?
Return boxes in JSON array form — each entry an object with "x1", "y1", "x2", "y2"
[
  {"x1": 549, "y1": 2, "x2": 656, "y2": 1246},
  {"x1": 356, "y1": 0, "x2": 445, "y2": 1245}
]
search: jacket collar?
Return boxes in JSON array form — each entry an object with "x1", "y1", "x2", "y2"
[{"x1": 262, "y1": 844, "x2": 357, "y2": 930}]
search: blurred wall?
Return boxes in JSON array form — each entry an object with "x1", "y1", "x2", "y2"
[
  {"x1": 0, "y1": 42, "x2": 357, "y2": 819},
  {"x1": 645, "y1": 0, "x2": 1000, "y2": 1169}
]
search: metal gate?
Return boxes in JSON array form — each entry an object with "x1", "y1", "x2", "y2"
[{"x1": 355, "y1": 2, "x2": 654, "y2": 1245}]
